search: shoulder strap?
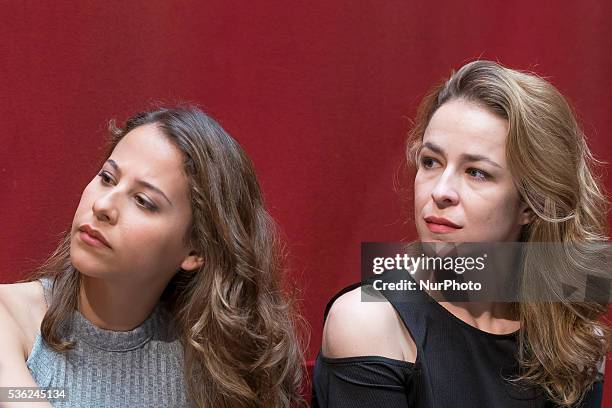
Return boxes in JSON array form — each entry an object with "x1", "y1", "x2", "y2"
[
  {"x1": 375, "y1": 269, "x2": 432, "y2": 348},
  {"x1": 376, "y1": 269, "x2": 436, "y2": 406}
]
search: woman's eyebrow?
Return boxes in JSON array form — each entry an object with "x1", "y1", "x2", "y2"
[
  {"x1": 106, "y1": 159, "x2": 173, "y2": 206},
  {"x1": 420, "y1": 142, "x2": 503, "y2": 169}
]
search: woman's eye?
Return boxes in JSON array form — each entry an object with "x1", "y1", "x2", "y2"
[
  {"x1": 420, "y1": 157, "x2": 437, "y2": 168},
  {"x1": 97, "y1": 171, "x2": 113, "y2": 184},
  {"x1": 467, "y1": 168, "x2": 490, "y2": 181},
  {"x1": 135, "y1": 195, "x2": 157, "y2": 212}
]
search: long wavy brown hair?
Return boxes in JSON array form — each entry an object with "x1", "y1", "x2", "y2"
[
  {"x1": 28, "y1": 106, "x2": 307, "y2": 407},
  {"x1": 405, "y1": 60, "x2": 610, "y2": 406}
]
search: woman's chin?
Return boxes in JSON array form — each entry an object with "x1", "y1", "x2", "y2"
[
  {"x1": 70, "y1": 253, "x2": 111, "y2": 279},
  {"x1": 419, "y1": 234, "x2": 455, "y2": 243}
]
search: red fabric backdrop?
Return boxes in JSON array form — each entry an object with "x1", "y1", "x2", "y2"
[{"x1": 2, "y1": 0, "x2": 611, "y2": 404}]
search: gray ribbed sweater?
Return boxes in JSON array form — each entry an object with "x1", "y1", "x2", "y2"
[{"x1": 26, "y1": 277, "x2": 189, "y2": 407}]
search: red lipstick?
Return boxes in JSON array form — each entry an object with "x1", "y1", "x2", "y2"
[{"x1": 424, "y1": 216, "x2": 462, "y2": 233}]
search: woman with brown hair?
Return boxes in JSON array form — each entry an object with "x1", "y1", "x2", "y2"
[
  {"x1": 312, "y1": 60, "x2": 610, "y2": 407},
  {"x1": 0, "y1": 107, "x2": 305, "y2": 407}
]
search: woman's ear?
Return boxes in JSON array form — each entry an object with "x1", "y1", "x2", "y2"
[
  {"x1": 518, "y1": 200, "x2": 536, "y2": 226},
  {"x1": 180, "y1": 250, "x2": 204, "y2": 271}
]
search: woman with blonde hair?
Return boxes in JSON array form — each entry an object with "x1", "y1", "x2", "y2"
[
  {"x1": 312, "y1": 60, "x2": 610, "y2": 407},
  {"x1": 0, "y1": 107, "x2": 305, "y2": 407}
]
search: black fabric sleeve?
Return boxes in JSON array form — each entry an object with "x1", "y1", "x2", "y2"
[
  {"x1": 312, "y1": 353, "x2": 416, "y2": 408},
  {"x1": 578, "y1": 380, "x2": 603, "y2": 408}
]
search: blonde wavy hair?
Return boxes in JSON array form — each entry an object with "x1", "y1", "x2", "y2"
[
  {"x1": 406, "y1": 60, "x2": 610, "y2": 406},
  {"x1": 29, "y1": 107, "x2": 307, "y2": 407}
]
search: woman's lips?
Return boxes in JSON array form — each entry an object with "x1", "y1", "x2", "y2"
[
  {"x1": 426, "y1": 221, "x2": 461, "y2": 233},
  {"x1": 78, "y1": 231, "x2": 110, "y2": 248}
]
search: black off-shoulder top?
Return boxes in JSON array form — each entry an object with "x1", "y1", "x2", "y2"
[{"x1": 312, "y1": 270, "x2": 603, "y2": 408}]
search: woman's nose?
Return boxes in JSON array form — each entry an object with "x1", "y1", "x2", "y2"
[
  {"x1": 431, "y1": 171, "x2": 460, "y2": 208},
  {"x1": 92, "y1": 192, "x2": 118, "y2": 224}
]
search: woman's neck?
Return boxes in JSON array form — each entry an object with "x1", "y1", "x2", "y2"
[{"x1": 78, "y1": 275, "x2": 163, "y2": 331}]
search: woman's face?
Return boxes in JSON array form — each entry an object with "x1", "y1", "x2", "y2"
[
  {"x1": 70, "y1": 123, "x2": 201, "y2": 285},
  {"x1": 414, "y1": 98, "x2": 533, "y2": 243}
]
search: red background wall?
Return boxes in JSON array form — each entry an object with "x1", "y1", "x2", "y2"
[{"x1": 2, "y1": 0, "x2": 611, "y2": 404}]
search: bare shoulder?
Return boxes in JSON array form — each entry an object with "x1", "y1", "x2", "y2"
[
  {"x1": 321, "y1": 285, "x2": 417, "y2": 363},
  {"x1": 0, "y1": 281, "x2": 47, "y2": 354},
  {"x1": 0, "y1": 284, "x2": 51, "y2": 405}
]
